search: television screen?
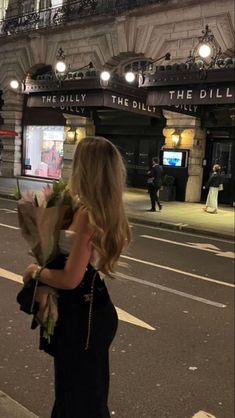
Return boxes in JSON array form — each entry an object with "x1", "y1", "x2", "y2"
[{"x1": 163, "y1": 151, "x2": 183, "y2": 167}]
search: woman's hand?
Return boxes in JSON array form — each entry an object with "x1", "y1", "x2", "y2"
[{"x1": 23, "y1": 263, "x2": 38, "y2": 284}]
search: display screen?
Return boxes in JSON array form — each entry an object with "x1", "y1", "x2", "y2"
[{"x1": 163, "y1": 151, "x2": 183, "y2": 167}]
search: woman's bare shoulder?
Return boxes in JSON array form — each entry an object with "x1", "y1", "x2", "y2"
[{"x1": 70, "y1": 207, "x2": 94, "y2": 236}]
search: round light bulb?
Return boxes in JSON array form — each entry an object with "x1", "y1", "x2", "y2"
[
  {"x1": 55, "y1": 61, "x2": 67, "y2": 73},
  {"x1": 198, "y1": 44, "x2": 211, "y2": 58},
  {"x1": 100, "y1": 71, "x2": 111, "y2": 82},
  {"x1": 10, "y1": 80, "x2": 19, "y2": 89},
  {"x1": 125, "y1": 71, "x2": 135, "y2": 83}
]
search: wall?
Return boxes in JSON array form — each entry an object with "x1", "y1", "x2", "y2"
[{"x1": 0, "y1": 0, "x2": 234, "y2": 195}]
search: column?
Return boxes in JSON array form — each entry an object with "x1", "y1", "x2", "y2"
[
  {"x1": 62, "y1": 114, "x2": 95, "y2": 181},
  {"x1": 0, "y1": 89, "x2": 24, "y2": 177},
  {"x1": 163, "y1": 110, "x2": 206, "y2": 202}
]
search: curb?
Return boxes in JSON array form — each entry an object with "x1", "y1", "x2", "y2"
[
  {"x1": 128, "y1": 216, "x2": 234, "y2": 241},
  {"x1": 0, "y1": 391, "x2": 39, "y2": 418}
]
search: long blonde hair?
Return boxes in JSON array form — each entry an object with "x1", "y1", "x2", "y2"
[{"x1": 69, "y1": 136, "x2": 131, "y2": 275}]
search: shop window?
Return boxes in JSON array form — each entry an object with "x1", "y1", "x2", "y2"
[{"x1": 24, "y1": 125, "x2": 65, "y2": 179}]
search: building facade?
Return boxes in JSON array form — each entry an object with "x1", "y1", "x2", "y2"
[{"x1": 0, "y1": 0, "x2": 234, "y2": 203}]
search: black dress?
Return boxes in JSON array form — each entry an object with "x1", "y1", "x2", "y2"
[{"x1": 41, "y1": 255, "x2": 118, "y2": 418}]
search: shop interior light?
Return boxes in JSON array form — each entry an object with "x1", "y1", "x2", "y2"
[
  {"x1": 100, "y1": 71, "x2": 111, "y2": 82},
  {"x1": 171, "y1": 132, "x2": 181, "y2": 147},
  {"x1": 125, "y1": 71, "x2": 136, "y2": 83},
  {"x1": 10, "y1": 80, "x2": 19, "y2": 89},
  {"x1": 198, "y1": 43, "x2": 212, "y2": 59}
]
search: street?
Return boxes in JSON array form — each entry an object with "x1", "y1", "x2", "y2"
[{"x1": 0, "y1": 197, "x2": 234, "y2": 418}]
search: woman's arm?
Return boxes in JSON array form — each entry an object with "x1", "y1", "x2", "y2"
[
  {"x1": 205, "y1": 173, "x2": 214, "y2": 189},
  {"x1": 24, "y1": 210, "x2": 93, "y2": 290}
]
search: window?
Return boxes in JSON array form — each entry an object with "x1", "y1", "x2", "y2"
[
  {"x1": 24, "y1": 125, "x2": 65, "y2": 179},
  {"x1": 0, "y1": 0, "x2": 9, "y2": 19}
]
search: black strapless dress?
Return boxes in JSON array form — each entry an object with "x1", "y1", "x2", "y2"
[{"x1": 41, "y1": 255, "x2": 118, "y2": 418}]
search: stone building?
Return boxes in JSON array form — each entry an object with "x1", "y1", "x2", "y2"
[{"x1": 0, "y1": 0, "x2": 234, "y2": 203}]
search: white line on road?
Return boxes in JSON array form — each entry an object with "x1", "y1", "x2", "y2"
[
  {"x1": 131, "y1": 222, "x2": 234, "y2": 244},
  {"x1": 115, "y1": 307, "x2": 155, "y2": 330},
  {"x1": 0, "y1": 268, "x2": 155, "y2": 331},
  {"x1": 140, "y1": 234, "x2": 235, "y2": 259},
  {"x1": 0, "y1": 222, "x2": 19, "y2": 230},
  {"x1": 0, "y1": 208, "x2": 17, "y2": 213},
  {"x1": 192, "y1": 412, "x2": 216, "y2": 418},
  {"x1": 116, "y1": 272, "x2": 227, "y2": 308},
  {"x1": 121, "y1": 255, "x2": 234, "y2": 288},
  {"x1": 0, "y1": 268, "x2": 23, "y2": 283},
  {"x1": 0, "y1": 390, "x2": 39, "y2": 418}
]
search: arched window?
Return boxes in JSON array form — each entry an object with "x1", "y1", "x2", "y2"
[{"x1": 123, "y1": 59, "x2": 154, "y2": 74}]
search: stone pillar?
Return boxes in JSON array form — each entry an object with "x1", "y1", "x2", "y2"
[
  {"x1": 0, "y1": 89, "x2": 24, "y2": 177},
  {"x1": 62, "y1": 114, "x2": 95, "y2": 181},
  {"x1": 163, "y1": 110, "x2": 206, "y2": 202}
]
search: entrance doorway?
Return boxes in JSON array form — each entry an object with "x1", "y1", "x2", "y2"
[{"x1": 202, "y1": 134, "x2": 235, "y2": 205}]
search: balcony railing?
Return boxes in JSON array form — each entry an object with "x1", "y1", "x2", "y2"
[{"x1": 0, "y1": 0, "x2": 167, "y2": 37}]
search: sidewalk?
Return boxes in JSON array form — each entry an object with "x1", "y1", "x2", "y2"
[
  {"x1": 0, "y1": 180, "x2": 234, "y2": 240},
  {"x1": 124, "y1": 189, "x2": 234, "y2": 240}
]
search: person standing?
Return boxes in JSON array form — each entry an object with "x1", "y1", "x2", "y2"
[
  {"x1": 203, "y1": 164, "x2": 223, "y2": 213},
  {"x1": 23, "y1": 136, "x2": 131, "y2": 418},
  {"x1": 147, "y1": 156, "x2": 163, "y2": 212}
]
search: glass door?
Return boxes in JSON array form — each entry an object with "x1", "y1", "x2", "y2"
[{"x1": 202, "y1": 138, "x2": 234, "y2": 205}]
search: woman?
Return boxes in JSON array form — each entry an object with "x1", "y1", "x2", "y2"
[
  {"x1": 203, "y1": 164, "x2": 223, "y2": 214},
  {"x1": 23, "y1": 136, "x2": 131, "y2": 418}
]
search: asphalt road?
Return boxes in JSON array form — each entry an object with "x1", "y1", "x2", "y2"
[{"x1": 0, "y1": 198, "x2": 234, "y2": 418}]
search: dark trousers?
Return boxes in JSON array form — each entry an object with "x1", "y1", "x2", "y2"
[
  {"x1": 149, "y1": 184, "x2": 161, "y2": 210},
  {"x1": 51, "y1": 300, "x2": 118, "y2": 418}
]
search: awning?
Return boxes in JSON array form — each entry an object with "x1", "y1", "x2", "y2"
[
  {"x1": 26, "y1": 88, "x2": 161, "y2": 118},
  {"x1": 147, "y1": 84, "x2": 235, "y2": 107}
]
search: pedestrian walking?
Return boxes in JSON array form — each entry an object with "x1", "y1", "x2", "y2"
[
  {"x1": 22, "y1": 136, "x2": 131, "y2": 418},
  {"x1": 147, "y1": 156, "x2": 163, "y2": 211},
  {"x1": 203, "y1": 164, "x2": 223, "y2": 213}
]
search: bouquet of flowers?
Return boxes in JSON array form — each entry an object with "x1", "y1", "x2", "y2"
[{"x1": 16, "y1": 179, "x2": 74, "y2": 342}]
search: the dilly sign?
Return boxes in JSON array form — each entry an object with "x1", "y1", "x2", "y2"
[
  {"x1": 147, "y1": 84, "x2": 235, "y2": 106},
  {"x1": 27, "y1": 90, "x2": 161, "y2": 118}
]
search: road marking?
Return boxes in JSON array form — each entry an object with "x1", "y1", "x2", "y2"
[
  {"x1": 0, "y1": 390, "x2": 40, "y2": 418},
  {"x1": 131, "y1": 222, "x2": 234, "y2": 244},
  {"x1": 121, "y1": 255, "x2": 235, "y2": 288},
  {"x1": 140, "y1": 235, "x2": 235, "y2": 259},
  {"x1": 116, "y1": 307, "x2": 155, "y2": 330},
  {"x1": 0, "y1": 268, "x2": 155, "y2": 331},
  {"x1": 192, "y1": 412, "x2": 216, "y2": 418},
  {"x1": 0, "y1": 268, "x2": 23, "y2": 283},
  {"x1": 0, "y1": 222, "x2": 19, "y2": 230},
  {"x1": 116, "y1": 272, "x2": 227, "y2": 308},
  {"x1": 0, "y1": 208, "x2": 17, "y2": 213}
]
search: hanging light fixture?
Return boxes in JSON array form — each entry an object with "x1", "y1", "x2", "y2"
[
  {"x1": 124, "y1": 53, "x2": 171, "y2": 85},
  {"x1": 10, "y1": 80, "x2": 20, "y2": 89},
  {"x1": 187, "y1": 25, "x2": 223, "y2": 68},
  {"x1": 100, "y1": 71, "x2": 111, "y2": 82},
  {"x1": 125, "y1": 71, "x2": 136, "y2": 83},
  {"x1": 55, "y1": 48, "x2": 68, "y2": 82}
]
